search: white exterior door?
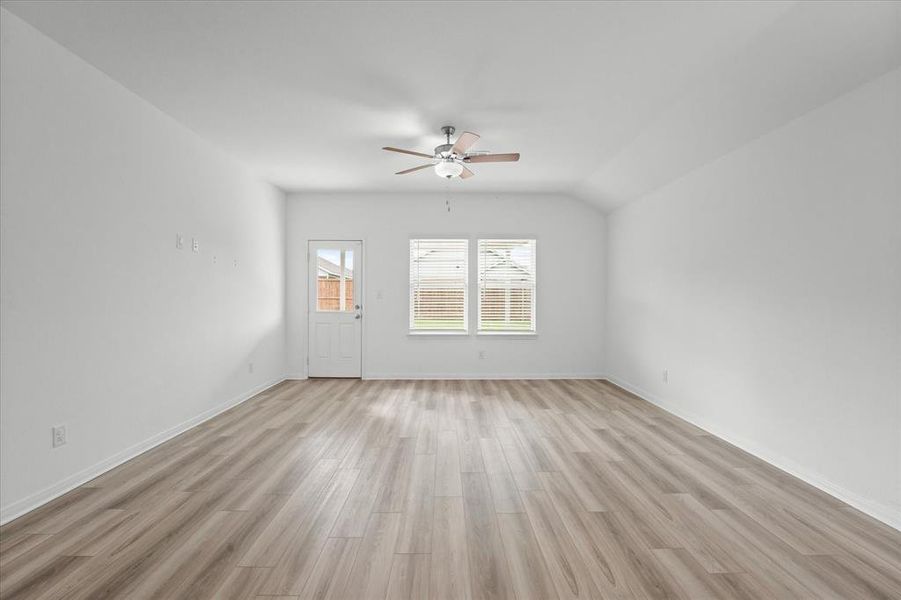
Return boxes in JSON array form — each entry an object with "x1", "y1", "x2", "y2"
[{"x1": 308, "y1": 241, "x2": 362, "y2": 377}]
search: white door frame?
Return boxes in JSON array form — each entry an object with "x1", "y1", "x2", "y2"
[{"x1": 307, "y1": 239, "x2": 364, "y2": 378}]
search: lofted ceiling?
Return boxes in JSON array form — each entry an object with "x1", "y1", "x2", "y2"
[{"x1": 2, "y1": 1, "x2": 899, "y2": 211}]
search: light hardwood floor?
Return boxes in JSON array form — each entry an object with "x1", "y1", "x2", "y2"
[{"x1": 1, "y1": 379, "x2": 899, "y2": 599}]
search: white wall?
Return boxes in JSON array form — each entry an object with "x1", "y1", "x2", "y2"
[
  {"x1": 605, "y1": 69, "x2": 901, "y2": 528},
  {"x1": 286, "y1": 193, "x2": 606, "y2": 379},
  {"x1": 0, "y1": 11, "x2": 286, "y2": 522}
]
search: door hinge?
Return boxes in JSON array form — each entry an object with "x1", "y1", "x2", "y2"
[{"x1": 306, "y1": 356, "x2": 309, "y2": 366}]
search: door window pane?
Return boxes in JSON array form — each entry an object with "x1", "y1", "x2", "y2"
[{"x1": 317, "y1": 248, "x2": 354, "y2": 312}]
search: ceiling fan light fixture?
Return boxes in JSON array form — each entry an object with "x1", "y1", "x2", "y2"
[{"x1": 434, "y1": 159, "x2": 463, "y2": 179}]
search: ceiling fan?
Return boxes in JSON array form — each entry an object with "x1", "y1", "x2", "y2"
[{"x1": 383, "y1": 125, "x2": 520, "y2": 180}]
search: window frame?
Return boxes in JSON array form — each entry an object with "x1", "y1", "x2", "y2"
[
  {"x1": 408, "y1": 237, "x2": 470, "y2": 335},
  {"x1": 476, "y1": 238, "x2": 537, "y2": 336}
]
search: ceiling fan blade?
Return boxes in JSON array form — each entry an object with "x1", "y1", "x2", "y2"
[
  {"x1": 395, "y1": 163, "x2": 435, "y2": 175},
  {"x1": 383, "y1": 146, "x2": 434, "y2": 159},
  {"x1": 451, "y1": 131, "x2": 480, "y2": 156},
  {"x1": 460, "y1": 165, "x2": 475, "y2": 179},
  {"x1": 464, "y1": 153, "x2": 520, "y2": 163}
]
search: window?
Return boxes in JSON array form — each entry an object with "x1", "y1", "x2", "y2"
[
  {"x1": 316, "y1": 248, "x2": 354, "y2": 311},
  {"x1": 409, "y1": 239, "x2": 468, "y2": 332},
  {"x1": 478, "y1": 239, "x2": 536, "y2": 333}
]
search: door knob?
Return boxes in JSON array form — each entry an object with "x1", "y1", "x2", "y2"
[{"x1": 355, "y1": 314, "x2": 362, "y2": 320}]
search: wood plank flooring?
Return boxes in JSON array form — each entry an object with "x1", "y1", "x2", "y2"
[{"x1": 1, "y1": 379, "x2": 899, "y2": 599}]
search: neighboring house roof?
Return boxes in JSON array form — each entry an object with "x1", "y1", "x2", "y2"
[
  {"x1": 480, "y1": 248, "x2": 532, "y2": 279},
  {"x1": 412, "y1": 247, "x2": 533, "y2": 281},
  {"x1": 318, "y1": 256, "x2": 353, "y2": 278}
]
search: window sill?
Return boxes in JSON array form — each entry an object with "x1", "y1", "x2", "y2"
[
  {"x1": 477, "y1": 330, "x2": 537, "y2": 337},
  {"x1": 408, "y1": 330, "x2": 470, "y2": 337}
]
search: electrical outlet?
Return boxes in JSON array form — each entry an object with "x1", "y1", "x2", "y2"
[
  {"x1": 663, "y1": 369, "x2": 668, "y2": 383},
  {"x1": 176, "y1": 234, "x2": 184, "y2": 249},
  {"x1": 212, "y1": 255, "x2": 217, "y2": 264},
  {"x1": 192, "y1": 238, "x2": 199, "y2": 253},
  {"x1": 52, "y1": 425, "x2": 67, "y2": 448},
  {"x1": 478, "y1": 350, "x2": 487, "y2": 360},
  {"x1": 248, "y1": 362, "x2": 254, "y2": 374}
]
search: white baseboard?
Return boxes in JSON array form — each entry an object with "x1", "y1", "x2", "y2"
[
  {"x1": 0, "y1": 376, "x2": 286, "y2": 525},
  {"x1": 284, "y1": 373, "x2": 309, "y2": 380},
  {"x1": 604, "y1": 375, "x2": 901, "y2": 532},
  {"x1": 363, "y1": 373, "x2": 607, "y2": 381}
]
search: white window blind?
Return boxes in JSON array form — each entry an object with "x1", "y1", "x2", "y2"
[
  {"x1": 409, "y1": 239, "x2": 469, "y2": 332},
  {"x1": 478, "y1": 239, "x2": 536, "y2": 333}
]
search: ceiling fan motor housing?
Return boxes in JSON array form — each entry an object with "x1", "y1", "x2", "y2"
[{"x1": 435, "y1": 143, "x2": 454, "y2": 157}]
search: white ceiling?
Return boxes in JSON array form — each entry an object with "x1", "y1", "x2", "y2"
[{"x1": 3, "y1": 1, "x2": 899, "y2": 211}]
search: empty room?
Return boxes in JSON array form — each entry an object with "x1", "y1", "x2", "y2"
[{"x1": 0, "y1": 1, "x2": 899, "y2": 598}]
